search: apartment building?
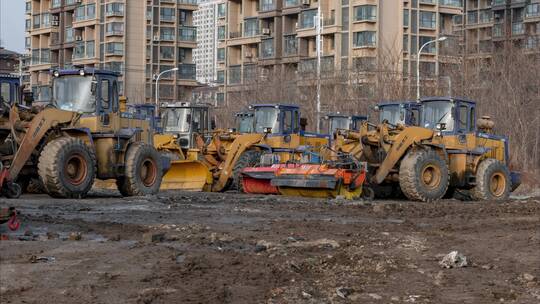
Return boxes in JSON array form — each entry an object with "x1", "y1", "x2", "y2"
[
  {"x1": 194, "y1": 0, "x2": 220, "y2": 83},
  {"x1": 463, "y1": 0, "x2": 540, "y2": 59},
  {"x1": 217, "y1": 0, "x2": 464, "y2": 106},
  {"x1": 25, "y1": 0, "x2": 198, "y2": 103}
]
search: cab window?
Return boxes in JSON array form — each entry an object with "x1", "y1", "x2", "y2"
[
  {"x1": 0, "y1": 83, "x2": 10, "y2": 103},
  {"x1": 458, "y1": 105, "x2": 468, "y2": 131},
  {"x1": 101, "y1": 79, "x2": 110, "y2": 111},
  {"x1": 112, "y1": 82, "x2": 119, "y2": 112},
  {"x1": 469, "y1": 107, "x2": 475, "y2": 132},
  {"x1": 282, "y1": 110, "x2": 293, "y2": 134},
  {"x1": 293, "y1": 110, "x2": 299, "y2": 132},
  {"x1": 410, "y1": 109, "x2": 419, "y2": 126}
]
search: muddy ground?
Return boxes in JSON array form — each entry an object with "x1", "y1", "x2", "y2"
[{"x1": 0, "y1": 190, "x2": 539, "y2": 304}]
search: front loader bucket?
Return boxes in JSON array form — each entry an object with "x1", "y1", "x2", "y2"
[{"x1": 160, "y1": 160, "x2": 211, "y2": 191}]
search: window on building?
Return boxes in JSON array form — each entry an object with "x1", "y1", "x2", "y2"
[
  {"x1": 160, "y1": 46, "x2": 175, "y2": 59},
  {"x1": 218, "y1": 26, "x2": 226, "y2": 40},
  {"x1": 160, "y1": 8, "x2": 175, "y2": 21},
  {"x1": 160, "y1": 27, "x2": 175, "y2": 40},
  {"x1": 217, "y1": 48, "x2": 225, "y2": 61},
  {"x1": 404, "y1": 9, "x2": 409, "y2": 27},
  {"x1": 106, "y1": 3, "x2": 124, "y2": 16},
  {"x1": 353, "y1": 31, "x2": 376, "y2": 47},
  {"x1": 419, "y1": 11, "x2": 436, "y2": 28},
  {"x1": 106, "y1": 42, "x2": 124, "y2": 55},
  {"x1": 419, "y1": 36, "x2": 437, "y2": 53},
  {"x1": 354, "y1": 5, "x2": 376, "y2": 21}
]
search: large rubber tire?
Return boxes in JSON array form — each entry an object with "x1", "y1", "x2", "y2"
[
  {"x1": 399, "y1": 149, "x2": 449, "y2": 202},
  {"x1": 231, "y1": 150, "x2": 261, "y2": 192},
  {"x1": 38, "y1": 137, "x2": 96, "y2": 199},
  {"x1": 470, "y1": 159, "x2": 510, "y2": 201},
  {"x1": 116, "y1": 143, "x2": 163, "y2": 197}
]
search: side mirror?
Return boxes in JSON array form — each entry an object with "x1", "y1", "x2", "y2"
[{"x1": 436, "y1": 123, "x2": 447, "y2": 131}]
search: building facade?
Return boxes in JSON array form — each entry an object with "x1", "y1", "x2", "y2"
[
  {"x1": 463, "y1": 0, "x2": 540, "y2": 59},
  {"x1": 194, "y1": 0, "x2": 220, "y2": 83},
  {"x1": 217, "y1": 0, "x2": 464, "y2": 106},
  {"x1": 25, "y1": 0, "x2": 198, "y2": 103}
]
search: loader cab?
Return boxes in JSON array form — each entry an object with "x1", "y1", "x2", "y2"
[
  {"x1": 0, "y1": 74, "x2": 22, "y2": 106},
  {"x1": 420, "y1": 98, "x2": 476, "y2": 135},
  {"x1": 235, "y1": 112, "x2": 254, "y2": 133},
  {"x1": 127, "y1": 104, "x2": 157, "y2": 130},
  {"x1": 160, "y1": 102, "x2": 212, "y2": 149},
  {"x1": 324, "y1": 114, "x2": 367, "y2": 135},
  {"x1": 251, "y1": 104, "x2": 301, "y2": 135},
  {"x1": 51, "y1": 69, "x2": 120, "y2": 119},
  {"x1": 376, "y1": 102, "x2": 421, "y2": 126}
]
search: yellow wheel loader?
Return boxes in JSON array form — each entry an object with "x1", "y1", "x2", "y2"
[
  {"x1": 154, "y1": 102, "x2": 214, "y2": 190},
  {"x1": 0, "y1": 69, "x2": 164, "y2": 199},
  {"x1": 333, "y1": 97, "x2": 520, "y2": 202}
]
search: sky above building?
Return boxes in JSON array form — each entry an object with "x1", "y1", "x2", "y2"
[{"x1": 0, "y1": 0, "x2": 25, "y2": 53}]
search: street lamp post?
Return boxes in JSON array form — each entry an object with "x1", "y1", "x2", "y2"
[
  {"x1": 154, "y1": 67, "x2": 179, "y2": 108},
  {"x1": 416, "y1": 36, "x2": 447, "y2": 101}
]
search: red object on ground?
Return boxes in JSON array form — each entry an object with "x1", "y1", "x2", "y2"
[
  {"x1": 8, "y1": 213, "x2": 20, "y2": 231},
  {"x1": 241, "y1": 164, "x2": 301, "y2": 194}
]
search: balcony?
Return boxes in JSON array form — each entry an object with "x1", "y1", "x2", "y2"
[
  {"x1": 259, "y1": 0, "x2": 276, "y2": 12},
  {"x1": 284, "y1": 0, "x2": 300, "y2": 7},
  {"x1": 511, "y1": 22, "x2": 525, "y2": 35},
  {"x1": 525, "y1": 3, "x2": 540, "y2": 20},
  {"x1": 178, "y1": 26, "x2": 196, "y2": 42},
  {"x1": 65, "y1": 0, "x2": 78, "y2": 6},
  {"x1": 51, "y1": 0, "x2": 61, "y2": 9},
  {"x1": 299, "y1": 10, "x2": 317, "y2": 29},
  {"x1": 177, "y1": 0, "x2": 198, "y2": 4},
  {"x1": 439, "y1": 0, "x2": 462, "y2": 7},
  {"x1": 283, "y1": 34, "x2": 298, "y2": 56},
  {"x1": 65, "y1": 27, "x2": 75, "y2": 43},
  {"x1": 525, "y1": 36, "x2": 540, "y2": 50},
  {"x1": 25, "y1": 1, "x2": 31, "y2": 14},
  {"x1": 493, "y1": 23, "x2": 505, "y2": 38},
  {"x1": 244, "y1": 18, "x2": 260, "y2": 37},
  {"x1": 479, "y1": 10, "x2": 493, "y2": 24},
  {"x1": 479, "y1": 40, "x2": 493, "y2": 53},
  {"x1": 178, "y1": 64, "x2": 196, "y2": 80},
  {"x1": 420, "y1": 0, "x2": 436, "y2": 4},
  {"x1": 492, "y1": 0, "x2": 507, "y2": 8},
  {"x1": 260, "y1": 38, "x2": 274, "y2": 58},
  {"x1": 106, "y1": 3, "x2": 125, "y2": 17}
]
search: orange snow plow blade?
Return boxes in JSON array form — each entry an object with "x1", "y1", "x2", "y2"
[
  {"x1": 271, "y1": 164, "x2": 368, "y2": 199},
  {"x1": 241, "y1": 164, "x2": 301, "y2": 194}
]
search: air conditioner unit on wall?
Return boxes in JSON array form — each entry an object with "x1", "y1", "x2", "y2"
[
  {"x1": 302, "y1": 0, "x2": 310, "y2": 6},
  {"x1": 262, "y1": 28, "x2": 270, "y2": 35},
  {"x1": 153, "y1": 36, "x2": 160, "y2": 41},
  {"x1": 52, "y1": 21, "x2": 59, "y2": 26},
  {"x1": 245, "y1": 52, "x2": 252, "y2": 58},
  {"x1": 75, "y1": 36, "x2": 83, "y2": 41}
]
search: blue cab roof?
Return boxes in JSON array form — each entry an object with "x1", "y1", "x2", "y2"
[
  {"x1": 52, "y1": 68, "x2": 120, "y2": 77},
  {"x1": 421, "y1": 96, "x2": 477, "y2": 105},
  {"x1": 251, "y1": 104, "x2": 299, "y2": 109}
]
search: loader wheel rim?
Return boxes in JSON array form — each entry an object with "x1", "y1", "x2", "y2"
[
  {"x1": 140, "y1": 158, "x2": 157, "y2": 187},
  {"x1": 64, "y1": 154, "x2": 87, "y2": 186},
  {"x1": 421, "y1": 164, "x2": 441, "y2": 189},
  {"x1": 489, "y1": 172, "x2": 506, "y2": 197}
]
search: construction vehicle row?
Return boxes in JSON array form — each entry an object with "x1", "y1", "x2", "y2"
[{"x1": 0, "y1": 69, "x2": 520, "y2": 203}]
